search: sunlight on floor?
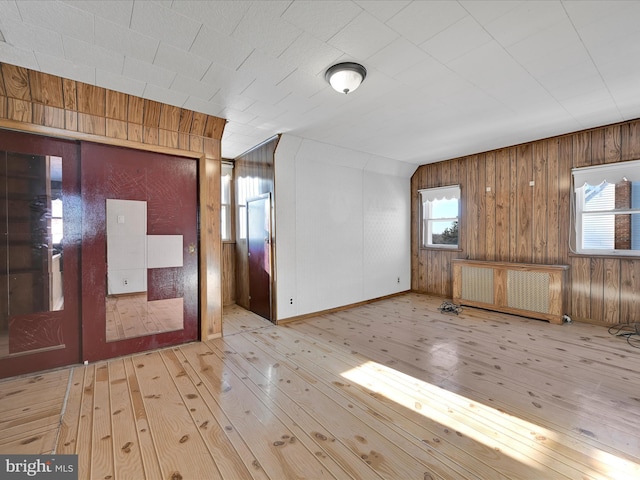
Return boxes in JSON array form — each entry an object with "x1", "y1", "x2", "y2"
[{"x1": 341, "y1": 360, "x2": 637, "y2": 479}]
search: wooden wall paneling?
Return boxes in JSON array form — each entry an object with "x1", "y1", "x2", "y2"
[
  {"x1": 516, "y1": 144, "x2": 533, "y2": 263},
  {"x1": 62, "y1": 78, "x2": 78, "y2": 132},
  {"x1": 441, "y1": 158, "x2": 451, "y2": 185},
  {"x1": 410, "y1": 112, "x2": 640, "y2": 324},
  {"x1": 476, "y1": 154, "x2": 487, "y2": 259},
  {"x1": 573, "y1": 131, "x2": 592, "y2": 167},
  {"x1": 105, "y1": 90, "x2": 128, "y2": 121},
  {"x1": 0, "y1": 64, "x2": 6, "y2": 97},
  {"x1": 622, "y1": 120, "x2": 640, "y2": 161},
  {"x1": 142, "y1": 99, "x2": 161, "y2": 146},
  {"x1": 589, "y1": 258, "x2": 604, "y2": 323},
  {"x1": 1, "y1": 64, "x2": 30, "y2": 100},
  {"x1": 466, "y1": 155, "x2": 479, "y2": 259},
  {"x1": 590, "y1": 128, "x2": 606, "y2": 165},
  {"x1": 222, "y1": 243, "x2": 237, "y2": 306},
  {"x1": 532, "y1": 141, "x2": 548, "y2": 263},
  {"x1": 495, "y1": 148, "x2": 510, "y2": 262},
  {"x1": 557, "y1": 137, "x2": 572, "y2": 263},
  {"x1": 126, "y1": 96, "x2": 144, "y2": 143},
  {"x1": 410, "y1": 174, "x2": 419, "y2": 291},
  {"x1": 7, "y1": 98, "x2": 32, "y2": 123},
  {"x1": 508, "y1": 148, "x2": 518, "y2": 262},
  {"x1": 200, "y1": 155, "x2": 222, "y2": 339},
  {"x1": 546, "y1": 140, "x2": 560, "y2": 262},
  {"x1": 159, "y1": 104, "x2": 181, "y2": 149},
  {"x1": 620, "y1": 259, "x2": 640, "y2": 324},
  {"x1": 28, "y1": 71, "x2": 63, "y2": 108},
  {"x1": 603, "y1": 258, "x2": 621, "y2": 324},
  {"x1": 76, "y1": 83, "x2": 105, "y2": 116},
  {"x1": 604, "y1": 125, "x2": 622, "y2": 164},
  {"x1": 426, "y1": 250, "x2": 436, "y2": 294},
  {"x1": 570, "y1": 257, "x2": 591, "y2": 320},
  {"x1": 485, "y1": 152, "x2": 496, "y2": 261}
]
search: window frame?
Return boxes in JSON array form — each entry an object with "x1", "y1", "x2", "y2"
[
  {"x1": 221, "y1": 162, "x2": 234, "y2": 242},
  {"x1": 419, "y1": 185, "x2": 461, "y2": 250},
  {"x1": 572, "y1": 160, "x2": 640, "y2": 257}
]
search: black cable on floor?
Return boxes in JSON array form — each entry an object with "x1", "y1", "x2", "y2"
[{"x1": 608, "y1": 322, "x2": 640, "y2": 349}]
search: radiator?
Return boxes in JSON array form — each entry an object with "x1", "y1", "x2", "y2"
[{"x1": 452, "y1": 259, "x2": 569, "y2": 324}]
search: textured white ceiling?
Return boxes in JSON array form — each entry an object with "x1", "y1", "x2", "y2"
[{"x1": 0, "y1": 0, "x2": 639, "y2": 165}]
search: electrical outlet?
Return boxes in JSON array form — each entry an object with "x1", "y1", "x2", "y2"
[
  {"x1": 397, "y1": 277, "x2": 400, "y2": 284},
  {"x1": 289, "y1": 298, "x2": 293, "y2": 305},
  {"x1": 123, "y1": 278, "x2": 129, "y2": 286}
]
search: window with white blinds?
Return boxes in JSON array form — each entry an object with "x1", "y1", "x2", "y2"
[
  {"x1": 572, "y1": 160, "x2": 640, "y2": 255},
  {"x1": 419, "y1": 185, "x2": 460, "y2": 249}
]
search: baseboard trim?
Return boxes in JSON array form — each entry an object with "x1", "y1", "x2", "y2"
[{"x1": 275, "y1": 291, "x2": 411, "y2": 325}]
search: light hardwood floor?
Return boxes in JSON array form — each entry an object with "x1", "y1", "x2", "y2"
[{"x1": 1, "y1": 293, "x2": 639, "y2": 479}]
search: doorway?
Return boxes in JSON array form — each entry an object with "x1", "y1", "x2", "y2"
[
  {"x1": 0, "y1": 130, "x2": 81, "y2": 379},
  {"x1": 247, "y1": 193, "x2": 272, "y2": 322},
  {"x1": 80, "y1": 142, "x2": 199, "y2": 362}
]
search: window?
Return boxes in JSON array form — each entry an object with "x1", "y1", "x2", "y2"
[
  {"x1": 419, "y1": 185, "x2": 460, "y2": 248},
  {"x1": 221, "y1": 162, "x2": 233, "y2": 241},
  {"x1": 572, "y1": 160, "x2": 640, "y2": 255}
]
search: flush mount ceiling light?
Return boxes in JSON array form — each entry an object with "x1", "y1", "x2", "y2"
[{"x1": 325, "y1": 62, "x2": 367, "y2": 94}]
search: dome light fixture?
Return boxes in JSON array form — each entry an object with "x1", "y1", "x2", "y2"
[{"x1": 325, "y1": 62, "x2": 367, "y2": 94}]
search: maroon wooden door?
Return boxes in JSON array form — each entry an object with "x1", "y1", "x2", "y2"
[
  {"x1": 0, "y1": 129, "x2": 81, "y2": 379},
  {"x1": 247, "y1": 193, "x2": 272, "y2": 321},
  {"x1": 80, "y1": 142, "x2": 198, "y2": 362}
]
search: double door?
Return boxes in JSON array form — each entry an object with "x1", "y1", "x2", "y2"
[{"x1": 0, "y1": 131, "x2": 199, "y2": 379}]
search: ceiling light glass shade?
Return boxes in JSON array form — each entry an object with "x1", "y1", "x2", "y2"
[{"x1": 325, "y1": 62, "x2": 367, "y2": 94}]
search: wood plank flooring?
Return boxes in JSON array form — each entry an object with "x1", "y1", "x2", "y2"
[
  {"x1": 1, "y1": 293, "x2": 640, "y2": 479},
  {"x1": 106, "y1": 294, "x2": 183, "y2": 341}
]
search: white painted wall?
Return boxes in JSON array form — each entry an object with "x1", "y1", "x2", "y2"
[{"x1": 274, "y1": 135, "x2": 417, "y2": 320}]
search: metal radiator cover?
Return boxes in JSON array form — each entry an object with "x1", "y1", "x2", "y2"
[
  {"x1": 507, "y1": 270, "x2": 550, "y2": 314},
  {"x1": 460, "y1": 266, "x2": 494, "y2": 304}
]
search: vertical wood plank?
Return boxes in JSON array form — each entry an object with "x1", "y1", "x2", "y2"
[
  {"x1": 476, "y1": 154, "x2": 486, "y2": 259},
  {"x1": 495, "y1": 148, "x2": 510, "y2": 262},
  {"x1": 546, "y1": 140, "x2": 560, "y2": 263},
  {"x1": 105, "y1": 90, "x2": 128, "y2": 121},
  {"x1": 28, "y1": 71, "x2": 63, "y2": 107},
  {"x1": 516, "y1": 144, "x2": 533, "y2": 263},
  {"x1": 572, "y1": 131, "x2": 592, "y2": 167},
  {"x1": 1, "y1": 64, "x2": 31, "y2": 100},
  {"x1": 76, "y1": 83, "x2": 106, "y2": 116},
  {"x1": 557, "y1": 137, "x2": 572, "y2": 263},
  {"x1": 201, "y1": 156, "x2": 222, "y2": 338},
  {"x1": 621, "y1": 120, "x2": 640, "y2": 161},
  {"x1": 571, "y1": 257, "x2": 591, "y2": 320},
  {"x1": 466, "y1": 155, "x2": 479, "y2": 259},
  {"x1": 410, "y1": 171, "x2": 420, "y2": 291},
  {"x1": 589, "y1": 258, "x2": 604, "y2": 324},
  {"x1": 590, "y1": 128, "x2": 606, "y2": 165},
  {"x1": 62, "y1": 78, "x2": 78, "y2": 131},
  {"x1": 604, "y1": 125, "x2": 622, "y2": 164},
  {"x1": 508, "y1": 148, "x2": 518, "y2": 262},
  {"x1": 603, "y1": 259, "x2": 621, "y2": 324},
  {"x1": 620, "y1": 259, "x2": 640, "y2": 325},
  {"x1": 485, "y1": 152, "x2": 496, "y2": 261},
  {"x1": 532, "y1": 141, "x2": 548, "y2": 263}
]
